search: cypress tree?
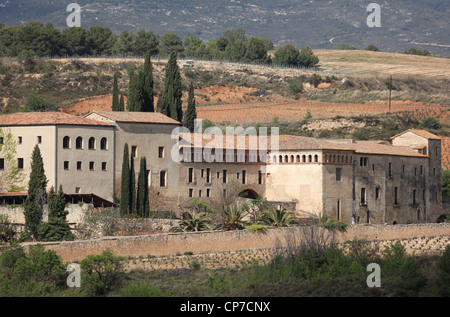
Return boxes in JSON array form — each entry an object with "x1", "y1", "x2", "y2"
[
  {"x1": 48, "y1": 185, "x2": 68, "y2": 220},
  {"x1": 24, "y1": 144, "x2": 48, "y2": 239},
  {"x1": 183, "y1": 82, "x2": 197, "y2": 132},
  {"x1": 129, "y1": 153, "x2": 136, "y2": 214},
  {"x1": 120, "y1": 143, "x2": 130, "y2": 215},
  {"x1": 142, "y1": 51, "x2": 155, "y2": 112},
  {"x1": 136, "y1": 157, "x2": 150, "y2": 217},
  {"x1": 112, "y1": 71, "x2": 119, "y2": 111},
  {"x1": 126, "y1": 68, "x2": 139, "y2": 111},
  {"x1": 118, "y1": 94, "x2": 125, "y2": 111},
  {"x1": 163, "y1": 51, "x2": 183, "y2": 122}
]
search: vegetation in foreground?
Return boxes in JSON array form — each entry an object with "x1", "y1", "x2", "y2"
[{"x1": 1, "y1": 234, "x2": 449, "y2": 297}]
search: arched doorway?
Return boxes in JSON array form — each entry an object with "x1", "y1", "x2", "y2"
[{"x1": 238, "y1": 188, "x2": 259, "y2": 199}]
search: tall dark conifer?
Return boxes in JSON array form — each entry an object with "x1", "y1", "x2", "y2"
[
  {"x1": 120, "y1": 143, "x2": 130, "y2": 215},
  {"x1": 129, "y1": 153, "x2": 136, "y2": 214},
  {"x1": 136, "y1": 156, "x2": 150, "y2": 218},
  {"x1": 163, "y1": 51, "x2": 183, "y2": 122},
  {"x1": 126, "y1": 68, "x2": 139, "y2": 111},
  {"x1": 183, "y1": 82, "x2": 197, "y2": 132},
  {"x1": 142, "y1": 51, "x2": 155, "y2": 112},
  {"x1": 118, "y1": 94, "x2": 125, "y2": 111},
  {"x1": 24, "y1": 144, "x2": 48, "y2": 239},
  {"x1": 112, "y1": 71, "x2": 119, "y2": 111}
]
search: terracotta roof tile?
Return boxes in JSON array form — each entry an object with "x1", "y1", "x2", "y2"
[
  {"x1": 88, "y1": 110, "x2": 181, "y2": 125},
  {"x1": 0, "y1": 112, "x2": 112, "y2": 127}
]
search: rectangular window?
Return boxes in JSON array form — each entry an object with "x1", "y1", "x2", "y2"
[
  {"x1": 206, "y1": 168, "x2": 211, "y2": 183},
  {"x1": 64, "y1": 161, "x2": 69, "y2": 170},
  {"x1": 188, "y1": 168, "x2": 193, "y2": 183},
  {"x1": 394, "y1": 187, "x2": 399, "y2": 205},
  {"x1": 242, "y1": 170, "x2": 246, "y2": 184},
  {"x1": 199, "y1": 190, "x2": 202, "y2": 198},
  {"x1": 37, "y1": 136, "x2": 42, "y2": 144},
  {"x1": 375, "y1": 187, "x2": 380, "y2": 200},
  {"x1": 223, "y1": 170, "x2": 228, "y2": 184},
  {"x1": 217, "y1": 172, "x2": 220, "y2": 179},
  {"x1": 102, "y1": 162, "x2": 107, "y2": 171},
  {"x1": 189, "y1": 188, "x2": 193, "y2": 198},
  {"x1": 0, "y1": 158, "x2": 4, "y2": 170},
  {"x1": 360, "y1": 188, "x2": 366, "y2": 205},
  {"x1": 17, "y1": 158, "x2": 24, "y2": 170},
  {"x1": 415, "y1": 167, "x2": 417, "y2": 176},
  {"x1": 75, "y1": 187, "x2": 81, "y2": 194},
  {"x1": 89, "y1": 162, "x2": 95, "y2": 171},
  {"x1": 201, "y1": 169, "x2": 204, "y2": 178},
  {"x1": 0, "y1": 137, "x2": 3, "y2": 144},
  {"x1": 413, "y1": 190, "x2": 417, "y2": 205},
  {"x1": 389, "y1": 163, "x2": 392, "y2": 177},
  {"x1": 258, "y1": 170, "x2": 263, "y2": 185},
  {"x1": 158, "y1": 146, "x2": 164, "y2": 158},
  {"x1": 402, "y1": 165, "x2": 405, "y2": 174},
  {"x1": 18, "y1": 136, "x2": 22, "y2": 144},
  {"x1": 160, "y1": 171, "x2": 167, "y2": 187},
  {"x1": 131, "y1": 146, "x2": 137, "y2": 158},
  {"x1": 207, "y1": 188, "x2": 211, "y2": 198},
  {"x1": 420, "y1": 165, "x2": 423, "y2": 175},
  {"x1": 336, "y1": 168, "x2": 342, "y2": 182},
  {"x1": 77, "y1": 161, "x2": 82, "y2": 171}
]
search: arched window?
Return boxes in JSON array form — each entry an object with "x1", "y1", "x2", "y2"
[
  {"x1": 76, "y1": 137, "x2": 83, "y2": 149},
  {"x1": 324, "y1": 155, "x2": 328, "y2": 163},
  {"x1": 88, "y1": 137, "x2": 95, "y2": 150},
  {"x1": 285, "y1": 155, "x2": 289, "y2": 163},
  {"x1": 279, "y1": 155, "x2": 283, "y2": 163},
  {"x1": 100, "y1": 137, "x2": 107, "y2": 150},
  {"x1": 63, "y1": 136, "x2": 70, "y2": 149},
  {"x1": 314, "y1": 155, "x2": 318, "y2": 162},
  {"x1": 290, "y1": 155, "x2": 294, "y2": 163},
  {"x1": 273, "y1": 156, "x2": 277, "y2": 163},
  {"x1": 302, "y1": 155, "x2": 306, "y2": 163},
  {"x1": 296, "y1": 155, "x2": 300, "y2": 163},
  {"x1": 308, "y1": 155, "x2": 312, "y2": 162}
]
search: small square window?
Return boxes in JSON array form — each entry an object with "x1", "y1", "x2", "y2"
[
  {"x1": 37, "y1": 136, "x2": 42, "y2": 144},
  {"x1": 189, "y1": 188, "x2": 193, "y2": 198},
  {"x1": 64, "y1": 161, "x2": 69, "y2": 170},
  {"x1": 75, "y1": 187, "x2": 81, "y2": 194}
]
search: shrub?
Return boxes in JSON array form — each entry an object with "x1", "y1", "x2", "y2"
[
  {"x1": 0, "y1": 244, "x2": 65, "y2": 296},
  {"x1": 436, "y1": 245, "x2": 450, "y2": 296},
  {"x1": 80, "y1": 248, "x2": 125, "y2": 296},
  {"x1": 420, "y1": 117, "x2": 441, "y2": 130},
  {"x1": 286, "y1": 78, "x2": 303, "y2": 95},
  {"x1": 37, "y1": 218, "x2": 74, "y2": 242},
  {"x1": 120, "y1": 280, "x2": 172, "y2": 297},
  {"x1": 381, "y1": 117, "x2": 399, "y2": 131},
  {"x1": 24, "y1": 93, "x2": 56, "y2": 112}
]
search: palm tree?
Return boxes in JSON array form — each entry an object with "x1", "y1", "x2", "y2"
[
  {"x1": 218, "y1": 205, "x2": 249, "y2": 231},
  {"x1": 259, "y1": 207, "x2": 297, "y2": 227},
  {"x1": 172, "y1": 212, "x2": 212, "y2": 232}
]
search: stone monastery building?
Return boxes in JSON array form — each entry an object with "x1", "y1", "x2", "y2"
[{"x1": 0, "y1": 111, "x2": 442, "y2": 225}]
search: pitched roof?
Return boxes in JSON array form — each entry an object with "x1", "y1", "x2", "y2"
[
  {"x1": 87, "y1": 110, "x2": 181, "y2": 125},
  {"x1": 390, "y1": 129, "x2": 442, "y2": 140},
  {"x1": 0, "y1": 112, "x2": 112, "y2": 127},
  {"x1": 179, "y1": 133, "x2": 427, "y2": 157}
]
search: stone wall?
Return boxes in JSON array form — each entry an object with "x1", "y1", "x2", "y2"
[
  {"x1": 0, "y1": 203, "x2": 91, "y2": 224},
  {"x1": 21, "y1": 223, "x2": 450, "y2": 263}
]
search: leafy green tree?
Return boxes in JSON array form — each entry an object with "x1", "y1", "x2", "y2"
[
  {"x1": 183, "y1": 82, "x2": 197, "y2": 132},
  {"x1": 112, "y1": 71, "x2": 120, "y2": 111},
  {"x1": 132, "y1": 30, "x2": 159, "y2": 56},
  {"x1": 366, "y1": 44, "x2": 380, "y2": 52},
  {"x1": 420, "y1": 117, "x2": 442, "y2": 130},
  {"x1": 120, "y1": 144, "x2": 130, "y2": 216},
  {"x1": 298, "y1": 46, "x2": 319, "y2": 67},
  {"x1": 24, "y1": 145, "x2": 48, "y2": 239},
  {"x1": 61, "y1": 27, "x2": 91, "y2": 56},
  {"x1": 88, "y1": 25, "x2": 116, "y2": 56},
  {"x1": 136, "y1": 157, "x2": 150, "y2": 217},
  {"x1": 184, "y1": 35, "x2": 209, "y2": 58},
  {"x1": 162, "y1": 51, "x2": 183, "y2": 122},
  {"x1": 404, "y1": 47, "x2": 432, "y2": 56},
  {"x1": 225, "y1": 39, "x2": 247, "y2": 61},
  {"x1": 159, "y1": 32, "x2": 184, "y2": 55},
  {"x1": 17, "y1": 49, "x2": 36, "y2": 70},
  {"x1": 273, "y1": 44, "x2": 300, "y2": 66},
  {"x1": 245, "y1": 37, "x2": 270, "y2": 64},
  {"x1": 114, "y1": 29, "x2": 134, "y2": 55},
  {"x1": 142, "y1": 51, "x2": 154, "y2": 112},
  {"x1": 25, "y1": 93, "x2": 56, "y2": 112}
]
